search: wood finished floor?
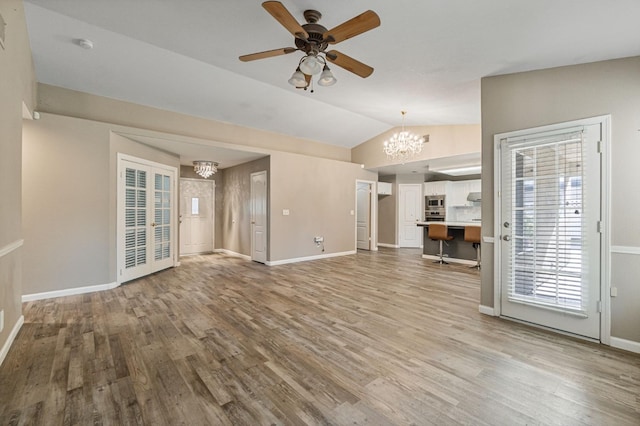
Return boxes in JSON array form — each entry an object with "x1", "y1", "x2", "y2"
[{"x1": 1, "y1": 248, "x2": 639, "y2": 425}]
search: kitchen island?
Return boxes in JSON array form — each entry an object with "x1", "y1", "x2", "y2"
[{"x1": 417, "y1": 221, "x2": 481, "y2": 265}]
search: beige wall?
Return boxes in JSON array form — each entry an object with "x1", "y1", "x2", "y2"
[
  {"x1": 38, "y1": 84, "x2": 350, "y2": 163},
  {"x1": 22, "y1": 116, "x2": 181, "y2": 294},
  {"x1": 0, "y1": 0, "x2": 35, "y2": 359},
  {"x1": 377, "y1": 176, "x2": 397, "y2": 245},
  {"x1": 270, "y1": 152, "x2": 376, "y2": 261},
  {"x1": 352, "y1": 124, "x2": 481, "y2": 169},
  {"x1": 481, "y1": 56, "x2": 640, "y2": 343}
]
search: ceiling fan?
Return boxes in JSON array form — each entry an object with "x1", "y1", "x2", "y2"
[{"x1": 239, "y1": 1, "x2": 380, "y2": 90}]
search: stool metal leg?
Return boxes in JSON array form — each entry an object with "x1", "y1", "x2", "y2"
[{"x1": 434, "y1": 239, "x2": 449, "y2": 265}]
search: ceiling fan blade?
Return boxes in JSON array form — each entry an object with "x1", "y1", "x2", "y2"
[
  {"x1": 239, "y1": 47, "x2": 297, "y2": 62},
  {"x1": 326, "y1": 50, "x2": 374, "y2": 78},
  {"x1": 323, "y1": 10, "x2": 380, "y2": 44},
  {"x1": 262, "y1": 1, "x2": 309, "y2": 40}
]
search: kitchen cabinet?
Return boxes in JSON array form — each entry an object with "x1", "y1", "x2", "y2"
[
  {"x1": 449, "y1": 179, "x2": 481, "y2": 207},
  {"x1": 424, "y1": 181, "x2": 450, "y2": 196},
  {"x1": 377, "y1": 182, "x2": 392, "y2": 195}
]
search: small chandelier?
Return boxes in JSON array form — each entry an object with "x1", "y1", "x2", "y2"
[
  {"x1": 193, "y1": 161, "x2": 218, "y2": 179},
  {"x1": 383, "y1": 111, "x2": 425, "y2": 161}
]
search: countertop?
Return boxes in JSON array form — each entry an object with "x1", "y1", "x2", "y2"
[{"x1": 416, "y1": 221, "x2": 481, "y2": 227}]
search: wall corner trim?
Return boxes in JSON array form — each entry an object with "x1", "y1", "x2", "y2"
[
  {"x1": 22, "y1": 282, "x2": 119, "y2": 302},
  {"x1": 0, "y1": 239, "x2": 24, "y2": 259},
  {"x1": 0, "y1": 315, "x2": 24, "y2": 367},
  {"x1": 266, "y1": 250, "x2": 356, "y2": 266},
  {"x1": 479, "y1": 305, "x2": 496, "y2": 316},
  {"x1": 610, "y1": 337, "x2": 640, "y2": 354}
]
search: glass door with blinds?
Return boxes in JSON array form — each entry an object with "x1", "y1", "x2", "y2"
[
  {"x1": 118, "y1": 155, "x2": 177, "y2": 283},
  {"x1": 498, "y1": 122, "x2": 603, "y2": 340}
]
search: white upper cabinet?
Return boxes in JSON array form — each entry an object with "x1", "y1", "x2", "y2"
[
  {"x1": 377, "y1": 182, "x2": 392, "y2": 195},
  {"x1": 424, "y1": 181, "x2": 450, "y2": 196}
]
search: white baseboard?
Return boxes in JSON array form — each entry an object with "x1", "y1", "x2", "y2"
[
  {"x1": 0, "y1": 315, "x2": 24, "y2": 367},
  {"x1": 422, "y1": 254, "x2": 477, "y2": 266},
  {"x1": 479, "y1": 305, "x2": 496, "y2": 316},
  {"x1": 214, "y1": 249, "x2": 252, "y2": 261},
  {"x1": 22, "y1": 281, "x2": 119, "y2": 302},
  {"x1": 610, "y1": 337, "x2": 640, "y2": 354},
  {"x1": 377, "y1": 243, "x2": 399, "y2": 248},
  {"x1": 266, "y1": 250, "x2": 356, "y2": 266}
]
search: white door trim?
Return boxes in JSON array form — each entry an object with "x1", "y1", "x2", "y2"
[
  {"x1": 493, "y1": 115, "x2": 611, "y2": 344},
  {"x1": 355, "y1": 179, "x2": 378, "y2": 251}
]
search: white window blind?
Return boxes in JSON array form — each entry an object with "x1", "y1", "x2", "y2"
[
  {"x1": 154, "y1": 173, "x2": 172, "y2": 261},
  {"x1": 124, "y1": 168, "x2": 147, "y2": 269},
  {"x1": 502, "y1": 130, "x2": 589, "y2": 315}
]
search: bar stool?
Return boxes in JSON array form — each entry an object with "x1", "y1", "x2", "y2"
[
  {"x1": 464, "y1": 226, "x2": 481, "y2": 269},
  {"x1": 428, "y1": 224, "x2": 454, "y2": 264}
]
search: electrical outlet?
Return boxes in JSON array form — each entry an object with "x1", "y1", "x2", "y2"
[
  {"x1": 0, "y1": 309, "x2": 4, "y2": 333},
  {"x1": 314, "y1": 236, "x2": 324, "y2": 243}
]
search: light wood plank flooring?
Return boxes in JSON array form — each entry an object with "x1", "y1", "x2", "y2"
[{"x1": 1, "y1": 248, "x2": 639, "y2": 425}]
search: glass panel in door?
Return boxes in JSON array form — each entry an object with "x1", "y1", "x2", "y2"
[{"x1": 499, "y1": 124, "x2": 601, "y2": 339}]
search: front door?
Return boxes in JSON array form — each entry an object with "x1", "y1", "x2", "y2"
[
  {"x1": 118, "y1": 156, "x2": 177, "y2": 283},
  {"x1": 497, "y1": 119, "x2": 605, "y2": 340},
  {"x1": 356, "y1": 182, "x2": 371, "y2": 250},
  {"x1": 398, "y1": 184, "x2": 422, "y2": 248},
  {"x1": 250, "y1": 171, "x2": 267, "y2": 263},
  {"x1": 179, "y1": 178, "x2": 214, "y2": 255}
]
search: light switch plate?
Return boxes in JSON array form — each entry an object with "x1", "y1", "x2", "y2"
[{"x1": 283, "y1": 209, "x2": 290, "y2": 216}]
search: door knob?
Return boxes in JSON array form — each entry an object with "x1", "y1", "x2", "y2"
[{"x1": 503, "y1": 235, "x2": 511, "y2": 241}]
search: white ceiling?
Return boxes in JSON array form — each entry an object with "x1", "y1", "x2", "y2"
[{"x1": 23, "y1": 0, "x2": 640, "y2": 168}]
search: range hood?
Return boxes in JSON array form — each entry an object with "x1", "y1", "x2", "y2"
[{"x1": 467, "y1": 192, "x2": 482, "y2": 202}]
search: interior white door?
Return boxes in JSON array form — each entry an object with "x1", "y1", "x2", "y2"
[
  {"x1": 251, "y1": 171, "x2": 267, "y2": 263},
  {"x1": 398, "y1": 184, "x2": 422, "y2": 248},
  {"x1": 498, "y1": 122, "x2": 602, "y2": 339},
  {"x1": 356, "y1": 182, "x2": 371, "y2": 250},
  {"x1": 179, "y1": 178, "x2": 214, "y2": 255},
  {"x1": 119, "y1": 157, "x2": 176, "y2": 283}
]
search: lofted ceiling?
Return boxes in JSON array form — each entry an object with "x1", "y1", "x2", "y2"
[{"x1": 23, "y1": 0, "x2": 640, "y2": 168}]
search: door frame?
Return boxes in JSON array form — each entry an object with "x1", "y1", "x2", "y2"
[
  {"x1": 355, "y1": 180, "x2": 377, "y2": 251},
  {"x1": 179, "y1": 178, "x2": 215, "y2": 256},
  {"x1": 493, "y1": 115, "x2": 611, "y2": 344},
  {"x1": 116, "y1": 153, "x2": 179, "y2": 285}
]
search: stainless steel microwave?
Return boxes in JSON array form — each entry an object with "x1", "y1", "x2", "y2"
[{"x1": 426, "y1": 195, "x2": 445, "y2": 208}]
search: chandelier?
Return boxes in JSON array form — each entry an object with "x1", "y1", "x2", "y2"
[
  {"x1": 193, "y1": 161, "x2": 218, "y2": 179},
  {"x1": 382, "y1": 111, "x2": 426, "y2": 161}
]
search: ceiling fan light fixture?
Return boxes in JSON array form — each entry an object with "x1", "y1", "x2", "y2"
[
  {"x1": 299, "y1": 54, "x2": 322, "y2": 75},
  {"x1": 317, "y1": 65, "x2": 337, "y2": 86},
  {"x1": 288, "y1": 67, "x2": 307, "y2": 87}
]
